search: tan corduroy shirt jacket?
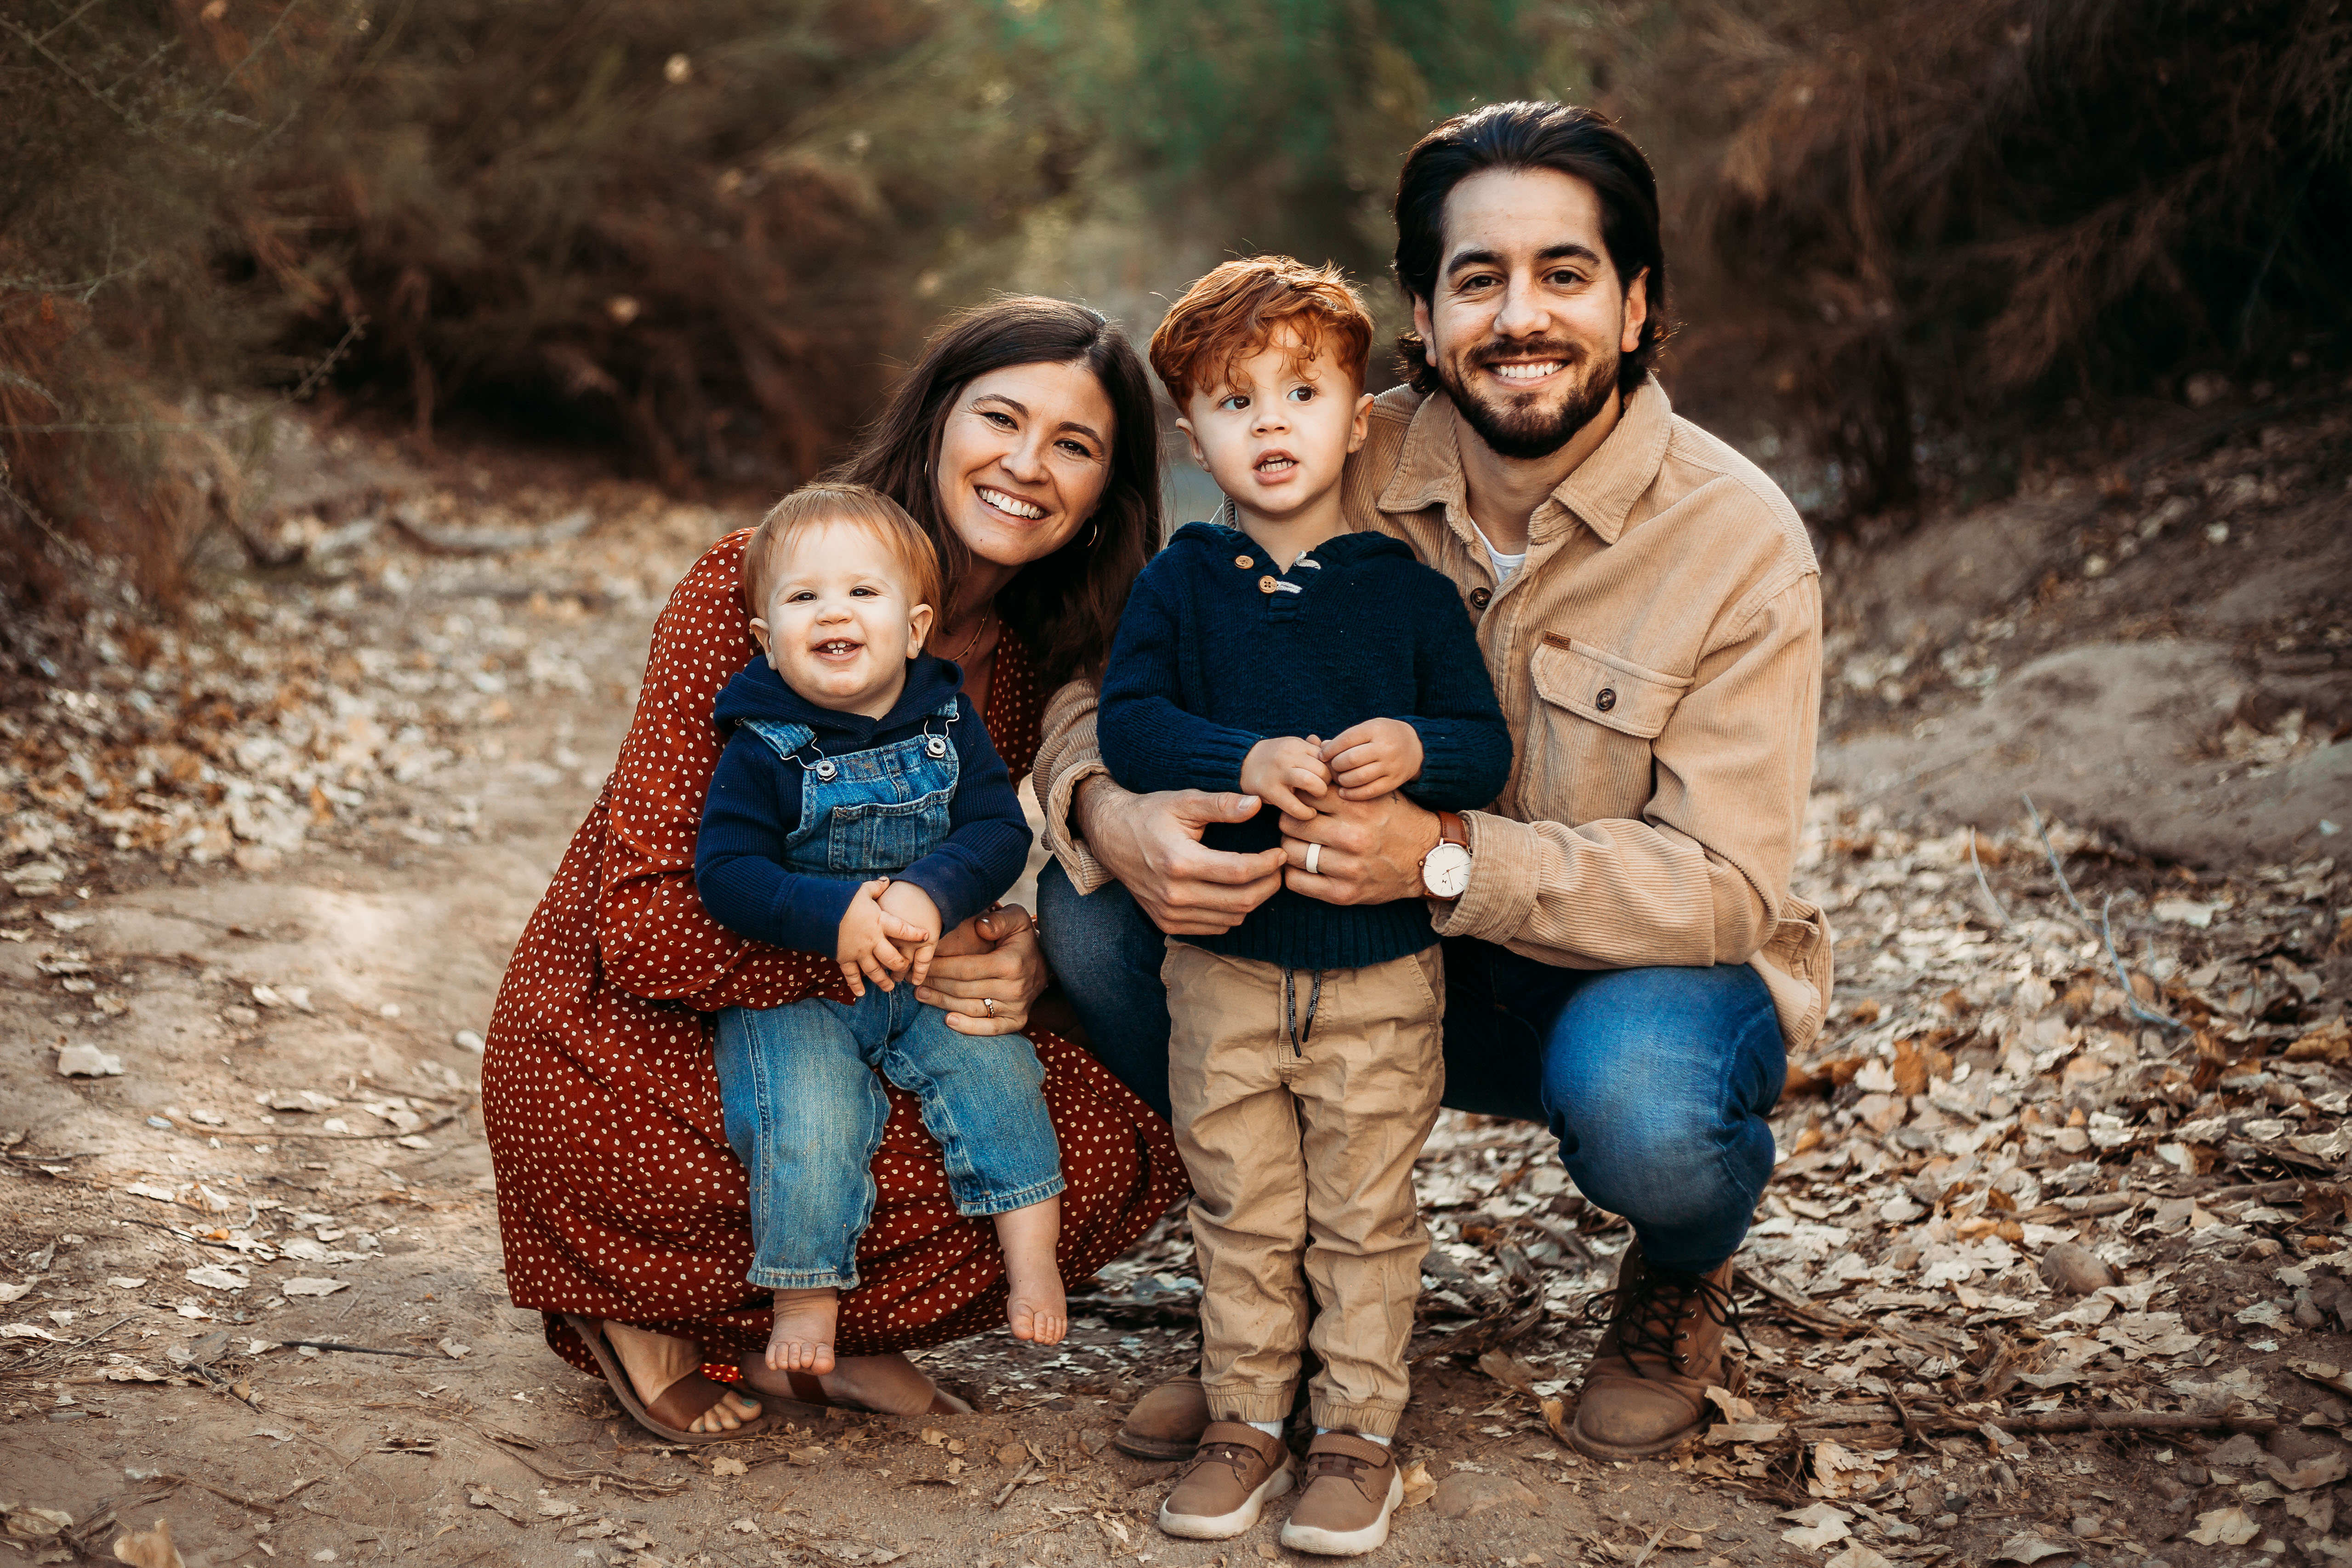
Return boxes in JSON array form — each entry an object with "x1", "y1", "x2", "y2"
[{"x1": 1034, "y1": 376, "x2": 1834, "y2": 1054}]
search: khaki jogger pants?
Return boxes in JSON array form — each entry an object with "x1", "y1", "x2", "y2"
[{"x1": 1163, "y1": 940, "x2": 1445, "y2": 1439}]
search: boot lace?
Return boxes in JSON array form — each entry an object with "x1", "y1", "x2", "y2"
[{"x1": 1581, "y1": 1263, "x2": 1750, "y2": 1378}]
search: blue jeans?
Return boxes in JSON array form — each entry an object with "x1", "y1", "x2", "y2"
[
  {"x1": 713, "y1": 986, "x2": 1065, "y2": 1291},
  {"x1": 1039, "y1": 860, "x2": 1785, "y2": 1273}
]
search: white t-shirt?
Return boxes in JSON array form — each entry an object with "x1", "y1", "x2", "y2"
[{"x1": 1469, "y1": 520, "x2": 1526, "y2": 587}]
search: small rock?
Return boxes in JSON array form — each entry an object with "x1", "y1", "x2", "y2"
[
  {"x1": 1429, "y1": 1471, "x2": 1544, "y2": 1520},
  {"x1": 2038, "y1": 1242, "x2": 2120, "y2": 1295},
  {"x1": 56, "y1": 1043, "x2": 124, "y2": 1077},
  {"x1": 2178, "y1": 1460, "x2": 2211, "y2": 1486},
  {"x1": 454, "y1": 1029, "x2": 486, "y2": 1054}
]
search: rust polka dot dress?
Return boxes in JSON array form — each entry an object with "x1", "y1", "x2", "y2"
[{"x1": 480, "y1": 530, "x2": 1188, "y2": 1374}]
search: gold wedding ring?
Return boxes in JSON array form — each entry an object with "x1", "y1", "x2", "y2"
[{"x1": 981, "y1": 997, "x2": 998, "y2": 1017}]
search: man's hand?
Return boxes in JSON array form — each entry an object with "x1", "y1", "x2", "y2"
[
  {"x1": 1239, "y1": 735, "x2": 1330, "y2": 821},
  {"x1": 917, "y1": 905, "x2": 1046, "y2": 1036},
  {"x1": 1281, "y1": 791, "x2": 1443, "y2": 907},
  {"x1": 1075, "y1": 777, "x2": 1286, "y2": 936},
  {"x1": 1321, "y1": 719, "x2": 1423, "y2": 800},
  {"x1": 836, "y1": 878, "x2": 933, "y2": 996},
  {"x1": 875, "y1": 879, "x2": 944, "y2": 986}
]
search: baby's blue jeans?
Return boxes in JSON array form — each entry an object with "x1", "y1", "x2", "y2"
[{"x1": 714, "y1": 986, "x2": 1065, "y2": 1292}]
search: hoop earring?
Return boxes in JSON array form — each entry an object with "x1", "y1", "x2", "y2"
[{"x1": 1081, "y1": 516, "x2": 1100, "y2": 548}]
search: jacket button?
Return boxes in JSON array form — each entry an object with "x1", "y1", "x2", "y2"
[
  {"x1": 1595, "y1": 687, "x2": 1617, "y2": 712},
  {"x1": 1469, "y1": 586, "x2": 1491, "y2": 610},
  {"x1": 1259, "y1": 575, "x2": 1279, "y2": 594},
  {"x1": 1235, "y1": 554, "x2": 1254, "y2": 569}
]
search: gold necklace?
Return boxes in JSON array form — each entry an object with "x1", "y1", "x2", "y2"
[{"x1": 945, "y1": 608, "x2": 993, "y2": 664}]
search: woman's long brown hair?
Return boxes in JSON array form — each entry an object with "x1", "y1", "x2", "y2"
[{"x1": 830, "y1": 296, "x2": 1161, "y2": 693}]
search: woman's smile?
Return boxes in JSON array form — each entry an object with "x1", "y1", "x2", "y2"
[{"x1": 976, "y1": 485, "x2": 1048, "y2": 522}]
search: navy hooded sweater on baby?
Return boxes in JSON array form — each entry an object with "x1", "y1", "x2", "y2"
[
  {"x1": 1098, "y1": 520, "x2": 1513, "y2": 970},
  {"x1": 695, "y1": 652, "x2": 1030, "y2": 956}
]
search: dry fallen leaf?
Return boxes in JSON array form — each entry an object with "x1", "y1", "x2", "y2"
[
  {"x1": 2186, "y1": 1507, "x2": 2261, "y2": 1547},
  {"x1": 112, "y1": 1519, "x2": 186, "y2": 1568},
  {"x1": 1399, "y1": 1459, "x2": 1436, "y2": 1508},
  {"x1": 709, "y1": 1455, "x2": 747, "y2": 1478}
]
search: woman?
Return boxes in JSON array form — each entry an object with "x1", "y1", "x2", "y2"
[{"x1": 481, "y1": 298, "x2": 1186, "y2": 1437}]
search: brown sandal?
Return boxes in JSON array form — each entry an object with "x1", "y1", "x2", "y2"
[
  {"x1": 737, "y1": 1354, "x2": 972, "y2": 1417},
  {"x1": 565, "y1": 1314, "x2": 818, "y2": 1444}
]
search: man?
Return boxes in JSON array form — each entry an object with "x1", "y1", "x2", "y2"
[{"x1": 1033, "y1": 100, "x2": 1830, "y2": 1463}]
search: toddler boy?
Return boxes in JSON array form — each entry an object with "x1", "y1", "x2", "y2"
[
  {"x1": 1100, "y1": 258, "x2": 1512, "y2": 1556},
  {"x1": 697, "y1": 482, "x2": 1066, "y2": 1382}
]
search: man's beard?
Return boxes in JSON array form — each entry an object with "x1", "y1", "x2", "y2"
[{"x1": 1433, "y1": 338, "x2": 1620, "y2": 462}]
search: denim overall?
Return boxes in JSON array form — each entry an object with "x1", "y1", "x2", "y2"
[{"x1": 711, "y1": 696, "x2": 1063, "y2": 1293}]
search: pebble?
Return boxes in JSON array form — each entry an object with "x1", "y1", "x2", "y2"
[
  {"x1": 1429, "y1": 1472, "x2": 1544, "y2": 1520},
  {"x1": 2038, "y1": 1242, "x2": 2121, "y2": 1295},
  {"x1": 454, "y1": 1029, "x2": 486, "y2": 1053}
]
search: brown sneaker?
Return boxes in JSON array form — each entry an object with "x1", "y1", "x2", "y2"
[
  {"x1": 1570, "y1": 1244, "x2": 1744, "y2": 1460},
  {"x1": 1279, "y1": 1431, "x2": 1402, "y2": 1556},
  {"x1": 1156, "y1": 1421, "x2": 1296, "y2": 1539},
  {"x1": 1115, "y1": 1373, "x2": 1211, "y2": 1460}
]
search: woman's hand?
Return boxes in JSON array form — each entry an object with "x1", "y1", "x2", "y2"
[
  {"x1": 915, "y1": 905, "x2": 1049, "y2": 1036},
  {"x1": 1075, "y1": 777, "x2": 1287, "y2": 935}
]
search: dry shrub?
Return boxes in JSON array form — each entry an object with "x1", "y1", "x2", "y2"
[
  {"x1": 252, "y1": 0, "x2": 1079, "y2": 487},
  {"x1": 1, "y1": 0, "x2": 1085, "y2": 608},
  {"x1": 1624, "y1": 0, "x2": 2352, "y2": 516}
]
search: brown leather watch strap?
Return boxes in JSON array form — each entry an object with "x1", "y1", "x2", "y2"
[{"x1": 1435, "y1": 810, "x2": 1468, "y2": 849}]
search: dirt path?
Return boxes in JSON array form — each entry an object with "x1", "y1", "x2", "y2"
[
  {"x1": 3, "y1": 415, "x2": 2346, "y2": 1567},
  {"x1": 0, "y1": 437, "x2": 1796, "y2": 1567}
]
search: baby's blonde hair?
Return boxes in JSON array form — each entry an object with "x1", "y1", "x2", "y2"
[{"x1": 743, "y1": 481, "x2": 945, "y2": 620}]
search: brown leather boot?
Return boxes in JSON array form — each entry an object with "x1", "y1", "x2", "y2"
[
  {"x1": 1114, "y1": 1374, "x2": 1211, "y2": 1460},
  {"x1": 1569, "y1": 1244, "x2": 1743, "y2": 1460}
]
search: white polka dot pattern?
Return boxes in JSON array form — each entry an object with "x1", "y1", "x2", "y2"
[{"x1": 479, "y1": 530, "x2": 1186, "y2": 1372}]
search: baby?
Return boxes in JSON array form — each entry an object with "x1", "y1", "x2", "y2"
[
  {"x1": 696, "y1": 481, "x2": 1066, "y2": 1378},
  {"x1": 1101, "y1": 258, "x2": 1511, "y2": 1557}
]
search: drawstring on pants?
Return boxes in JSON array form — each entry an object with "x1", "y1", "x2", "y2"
[{"x1": 1282, "y1": 967, "x2": 1323, "y2": 1055}]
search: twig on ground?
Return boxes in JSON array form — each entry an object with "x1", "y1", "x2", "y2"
[
  {"x1": 991, "y1": 1457, "x2": 1037, "y2": 1508},
  {"x1": 2022, "y1": 794, "x2": 2093, "y2": 926},
  {"x1": 2100, "y1": 894, "x2": 2192, "y2": 1032},
  {"x1": 1629, "y1": 1525, "x2": 1671, "y2": 1568},
  {"x1": 275, "y1": 1340, "x2": 434, "y2": 1358},
  {"x1": 1969, "y1": 829, "x2": 2010, "y2": 928}
]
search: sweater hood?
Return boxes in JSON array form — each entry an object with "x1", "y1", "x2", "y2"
[
  {"x1": 1165, "y1": 519, "x2": 1417, "y2": 569},
  {"x1": 712, "y1": 652, "x2": 966, "y2": 743}
]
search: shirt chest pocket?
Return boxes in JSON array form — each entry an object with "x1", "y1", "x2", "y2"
[{"x1": 1521, "y1": 634, "x2": 1691, "y2": 824}]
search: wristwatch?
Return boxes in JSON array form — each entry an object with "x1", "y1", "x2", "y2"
[{"x1": 1420, "y1": 810, "x2": 1471, "y2": 900}]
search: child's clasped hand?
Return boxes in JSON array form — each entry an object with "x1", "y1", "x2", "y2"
[
  {"x1": 1240, "y1": 733, "x2": 1331, "y2": 821},
  {"x1": 836, "y1": 876, "x2": 943, "y2": 995},
  {"x1": 1320, "y1": 718, "x2": 1423, "y2": 800}
]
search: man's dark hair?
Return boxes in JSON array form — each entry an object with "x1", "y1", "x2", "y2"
[{"x1": 1392, "y1": 101, "x2": 1669, "y2": 400}]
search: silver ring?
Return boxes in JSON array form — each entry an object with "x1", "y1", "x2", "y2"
[
  {"x1": 1304, "y1": 843, "x2": 1322, "y2": 875},
  {"x1": 981, "y1": 997, "x2": 998, "y2": 1018}
]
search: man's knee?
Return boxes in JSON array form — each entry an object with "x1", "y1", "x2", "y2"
[{"x1": 1537, "y1": 965, "x2": 1783, "y2": 1215}]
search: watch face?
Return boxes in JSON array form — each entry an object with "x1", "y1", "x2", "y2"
[{"x1": 1423, "y1": 842, "x2": 1471, "y2": 900}]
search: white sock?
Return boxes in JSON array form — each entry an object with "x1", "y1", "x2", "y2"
[
  {"x1": 1246, "y1": 1420, "x2": 1283, "y2": 1438},
  {"x1": 1316, "y1": 1426, "x2": 1390, "y2": 1446}
]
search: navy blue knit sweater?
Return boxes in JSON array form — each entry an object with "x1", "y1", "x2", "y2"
[
  {"x1": 1098, "y1": 521, "x2": 1512, "y2": 969},
  {"x1": 695, "y1": 654, "x2": 1030, "y2": 956}
]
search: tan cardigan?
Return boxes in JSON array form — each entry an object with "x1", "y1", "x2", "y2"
[{"x1": 1034, "y1": 377, "x2": 1834, "y2": 1054}]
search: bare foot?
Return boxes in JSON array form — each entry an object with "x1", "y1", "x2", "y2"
[
  {"x1": 599, "y1": 1319, "x2": 762, "y2": 1434},
  {"x1": 767, "y1": 1287, "x2": 840, "y2": 1374},
  {"x1": 996, "y1": 1197, "x2": 1065, "y2": 1345}
]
